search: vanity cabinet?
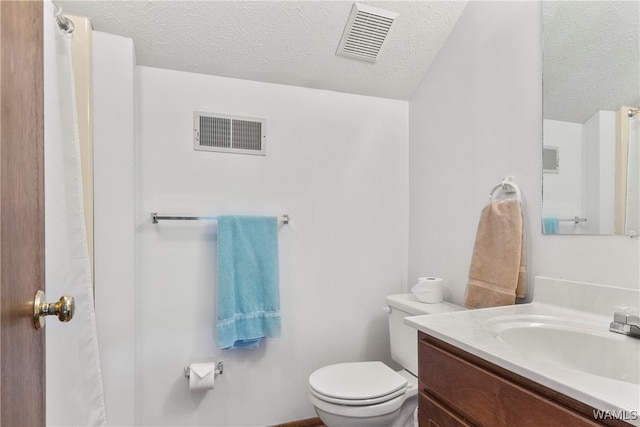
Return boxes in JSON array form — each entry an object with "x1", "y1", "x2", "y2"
[{"x1": 418, "y1": 332, "x2": 630, "y2": 427}]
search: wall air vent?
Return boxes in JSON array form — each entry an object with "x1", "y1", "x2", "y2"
[
  {"x1": 194, "y1": 112, "x2": 266, "y2": 155},
  {"x1": 336, "y1": 3, "x2": 399, "y2": 63},
  {"x1": 543, "y1": 146, "x2": 559, "y2": 173}
]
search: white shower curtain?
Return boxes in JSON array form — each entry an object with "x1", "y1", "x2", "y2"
[{"x1": 44, "y1": 2, "x2": 107, "y2": 425}]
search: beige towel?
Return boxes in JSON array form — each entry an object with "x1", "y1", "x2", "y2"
[{"x1": 463, "y1": 198, "x2": 527, "y2": 309}]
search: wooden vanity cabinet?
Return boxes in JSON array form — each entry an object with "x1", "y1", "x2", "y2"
[{"x1": 417, "y1": 332, "x2": 631, "y2": 427}]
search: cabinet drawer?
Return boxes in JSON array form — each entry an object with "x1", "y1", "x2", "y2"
[
  {"x1": 420, "y1": 391, "x2": 472, "y2": 427},
  {"x1": 419, "y1": 340, "x2": 601, "y2": 427}
]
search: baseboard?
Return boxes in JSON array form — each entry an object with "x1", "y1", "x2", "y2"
[{"x1": 271, "y1": 417, "x2": 325, "y2": 427}]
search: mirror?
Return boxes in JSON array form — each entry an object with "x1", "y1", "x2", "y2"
[{"x1": 542, "y1": 1, "x2": 639, "y2": 235}]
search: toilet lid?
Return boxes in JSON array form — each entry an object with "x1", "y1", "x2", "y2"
[{"x1": 308, "y1": 361, "x2": 408, "y2": 401}]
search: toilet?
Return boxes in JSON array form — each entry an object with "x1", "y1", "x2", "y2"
[{"x1": 308, "y1": 293, "x2": 465, "y2": 427}]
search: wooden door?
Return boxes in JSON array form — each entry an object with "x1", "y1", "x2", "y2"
[{"x1": 0, "y1": 1, "x2": 46, "y2": 426}]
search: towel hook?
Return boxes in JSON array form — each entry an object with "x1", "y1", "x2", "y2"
[{"x1": 488, "y1": 176, "x2": 522, "y2": 203}]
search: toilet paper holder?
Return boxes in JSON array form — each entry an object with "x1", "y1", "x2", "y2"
[{"x1": 184, "y1": 361, "x2": 224, "y2": 380}]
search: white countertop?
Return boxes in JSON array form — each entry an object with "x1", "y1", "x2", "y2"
[{"x1": 405, "y1": 277, "x2": 640, "y2": 426}]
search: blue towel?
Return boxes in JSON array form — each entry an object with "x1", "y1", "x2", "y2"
[
  {"x1": 216, "y1": 215, "x2": 281, "y2": 349},
  {"x1": 543, "y1": 217, "x2": 559, "y2": 234}
]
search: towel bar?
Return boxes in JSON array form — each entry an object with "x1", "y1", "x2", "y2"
[
  {"x1": 151, "y1": 212, "x2": 290, "y2": 225},
  {"x1": 558, "y1": 216, "x2": 587, "y2": 224}
]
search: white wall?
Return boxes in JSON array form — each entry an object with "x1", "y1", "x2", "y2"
[
  {"x1": 582, "y1": 111, "x2": 616, "y2": 235},
  {"x1": 583, "y1": 113, "x2": 602, "y2": 233},
  {"x1": 93, "y1": 32, "x2": 137, "y2": 426},
  {"x1": 542, "y1": 119, "x2": 584, "y2": 233},
  {"x1": 92, "y1": 2, "x2": 640, "y2": 425},
  {"x1": 409, "y1": 0, "x2": 639, "y2": 305},
  {"x1": 132, "y1": 67, "x2": 409, "y2": 425},
  {"x1": 543, "y1": 111, "x2": 616, "y2": 235},
  {"x1": 94, "y1": 54, "x2": 409, "y2": 425}
]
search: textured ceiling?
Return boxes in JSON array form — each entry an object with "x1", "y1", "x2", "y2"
[
  {"x1": 58, "y1": 0, "x2": 469, "y2": 100},
  {"x1": 543, "y1": 1, "x2": 640, "y2": 124},
  {"x1": 58, "y1": 1, "x2": 639, "y2": 114}
]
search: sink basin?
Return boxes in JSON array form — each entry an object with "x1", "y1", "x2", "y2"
[
  {"x1": 404, "y1": 279, "x2": 640, "y2": 424},
  {"x1": 485, "y1": 315, "x2": 640, "y2": 384}
]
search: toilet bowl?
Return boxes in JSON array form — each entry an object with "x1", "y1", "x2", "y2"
[
  {"x1": 308, "y1": 294, "x2": 465, "y2": 427},
  {"x1": 308, "y1": 363, "x2": 418, "y2": 427}
]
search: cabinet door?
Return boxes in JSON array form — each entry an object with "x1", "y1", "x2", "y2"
[
  {"x1": 419, "y1": 340, "x2": 601, "y2": 427},
  {"x1": 419, "y1": 392, "x2": 472, "y2": 427}
]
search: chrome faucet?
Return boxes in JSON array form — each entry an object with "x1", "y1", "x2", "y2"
[{"x1": 610, "y1": 310, "x2": 640, "y2": 338}]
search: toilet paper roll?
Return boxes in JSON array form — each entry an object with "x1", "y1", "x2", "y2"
[
  {"x1": 411, "y1": 277, "x2": 444, "y2": 303},
  {"x1": 189, "y1": 362, "x2": 217, "y2": 391}
]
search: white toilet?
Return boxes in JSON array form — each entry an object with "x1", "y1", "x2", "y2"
[{"x1": 308, "y1": 294, "x2": 465, "y2": 427}]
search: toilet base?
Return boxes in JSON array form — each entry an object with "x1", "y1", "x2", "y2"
[
  {"x1": 314, "y1": 395, "x2": 417, "y2": 427},
  {"x1": 314, "y1": 406, "x2": 401, "y2": 427}
]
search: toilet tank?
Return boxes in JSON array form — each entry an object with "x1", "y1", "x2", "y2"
[{"x1": 385, "y1": 294, "x2": 465, "y2": 376}]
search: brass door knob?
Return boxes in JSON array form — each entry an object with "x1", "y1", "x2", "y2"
[{"x1": 33, "y1": 290, "x2": 75, "y2": 330}]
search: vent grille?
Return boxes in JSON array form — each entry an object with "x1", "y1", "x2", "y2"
[
  {"x1": 199, "y1": 116, "x2": 231, "y2": 149},
  {"x1": 194, "y1": 112, "x2": 266, "y2": 155},
  {"x1": 336, "y1": 3, "x2": 398, "y2": 63},
  {"x1": 543, "y1": 146, "x2": 559, "y2": 173}
]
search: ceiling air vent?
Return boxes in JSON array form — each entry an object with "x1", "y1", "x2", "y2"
[
  {"x1": 336, "y1": 3, "x2": 399, "y2": 63},
  {"x1": 194, "y1": 112, "x2": 266, "y2": 156}
]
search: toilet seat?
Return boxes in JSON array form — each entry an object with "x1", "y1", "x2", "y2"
[
  {"x1": 309, "y1": 390, "x2": 406, "y2": 418},
  {"x1": 309, "y1": 384, "x2": 407, "y2": 406},
  {"x1": 308, "y1": 361, "x2": 408, "y2": 406}
]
